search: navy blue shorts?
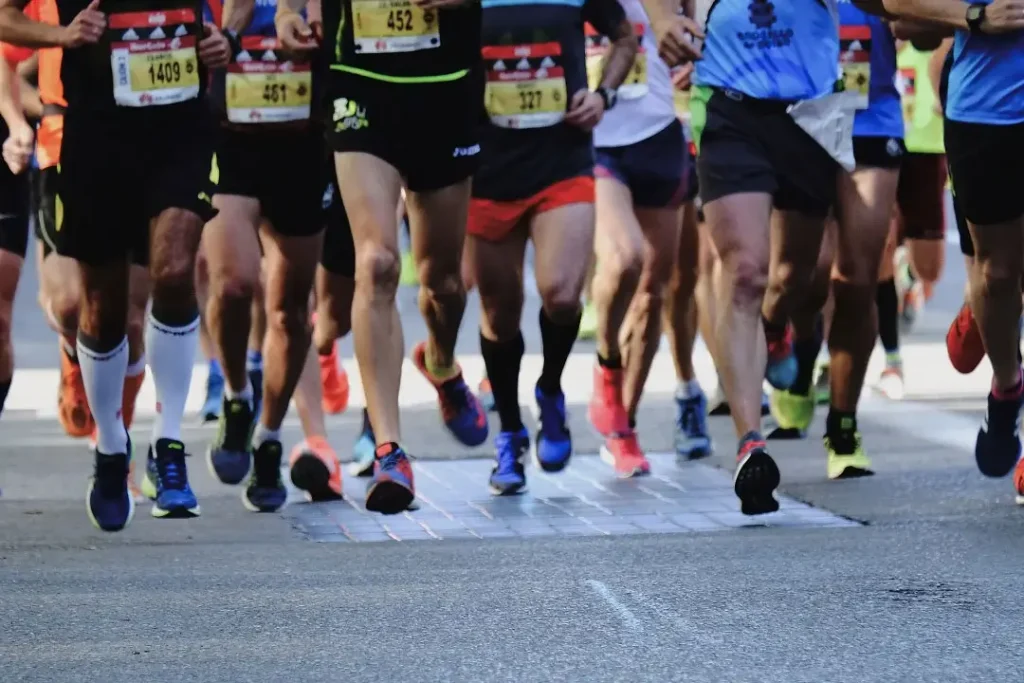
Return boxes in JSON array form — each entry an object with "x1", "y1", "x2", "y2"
[{"x1": 595, "y1": 118, "x2": 694, "y2": 208}]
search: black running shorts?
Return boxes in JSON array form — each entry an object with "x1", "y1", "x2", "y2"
[
  {"x1": 320, "y1": 176, "x2": 355, "y2": 278},
  {"x1": 56, "y1": 110, "x2": 217, "y2": 266},
  {"x1": 853, "y1": 135, "x2": 905, "y2": 170},
  {"x1": 945, "y1": 119, "x2": 1024, "y2": 227},
  {"x1": 0, "y1": 121, "x2": 29, "y2": 259},
  {"x1": 324, "y1": 68, "x2": 484, "y2": 193}
]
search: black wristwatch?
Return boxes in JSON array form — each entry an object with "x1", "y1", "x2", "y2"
[
  {"x1": 966, "y1": 3, "x2": 986, "y2": 33},
  {"x1": 223, "y1": 28, "x2": 242, "y2": 56},
  {"x1": 596, "y1": 86, "x2": 617, "y2": 111}
]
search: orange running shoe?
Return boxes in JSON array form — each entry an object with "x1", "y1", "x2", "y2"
[
  {"x1": 947, "y1": 301, "x2": 985, "y2": 375},
  {"x1": 58, "y1": 344, "x2": 94, "y2": 438},
  {"x1": 122, "y1": 369, "x2": 146, "y2": 430},
  {"x1": 588, "y1": 364, "x2": 629, "y2": 437},
  {"x1": 1014, "y1": 457, "x2": 1024, "y2": 506},
  {"x1": 600, "y1": 431, "x2": 651, "y2": 478},
  {"x1": 319, "y1": 343, "x2": 350, "y2": 415},
  {"x1": 289, "y1": 435, "x2": 343, "y2": 501}
]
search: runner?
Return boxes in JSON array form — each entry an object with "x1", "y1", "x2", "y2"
[
  {"x1": 686, "y1": 0, "x2": 846, "y2": 514},
  {"x1": 0, "y1": 0, "x2": 231, "y2": 531},
  {"x1": 468, "y1": 0, "x2": 635, "y2": 494},
  {"x1": 279, "y1": 0, "x2": 487, "y2": 514},
  {"x1": 587, "y1": 0, "x2": 691, "y2": 476}
]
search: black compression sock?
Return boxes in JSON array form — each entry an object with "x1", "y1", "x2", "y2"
[
  {"x1": 480, "y1": 330, "x2": 525, "y2": 433},
  {"x1": 790, "y1": 329, "x2": 823, "y2": 397},
  {"x1": 876, "y1": 278, "x2": 900, "y2": 354},
  {"x1": 538, "y1": 308, "x2": 582, "y2": 395}
]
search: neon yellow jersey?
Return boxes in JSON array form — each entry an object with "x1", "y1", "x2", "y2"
[{"x1": 896, "y1": 44, "x2": 944, "y2": 155}]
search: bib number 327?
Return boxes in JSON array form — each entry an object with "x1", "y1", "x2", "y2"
[{"x1": 109, "y1": 8, "x2": 200, "y2": 108}]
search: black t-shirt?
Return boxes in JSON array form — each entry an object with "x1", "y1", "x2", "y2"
[
  {"x1": 322, "y1": 1, "x2": 481, "y2": 79},
  {"x1": 472, "y1": 0, "x2": 625, "y2": 202},
  {"x1": 58, "y1": 0, "x2": 209, "y2": 120}
]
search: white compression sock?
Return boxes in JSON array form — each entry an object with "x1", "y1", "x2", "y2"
[
  {"x1": 78, "y1": 335, "x2": 129, "y2": 454},
  {"x1": 147, "y1": 315, "x2": 200, "y2": 443},
  {"x1": 252, "y1": 423, "x2": 281, "y2": 448},
  {"x1": 126, "y1": 353, "x2": 146, "y2": 378}
]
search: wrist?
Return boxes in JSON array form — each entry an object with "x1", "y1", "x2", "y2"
[
  {"x1": 595, "y1": 85, "x2": 616, "y2": 111},
  {"x1": 965, "y1": 3, "x2": 986, "y2": 33}
]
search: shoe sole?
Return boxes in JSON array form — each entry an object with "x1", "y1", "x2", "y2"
[
  {"x1": 85, "y1": 482, "x2": 136, "y2": 532},
  {"x1": 830, "y1": 466, "x2": 874, "y2": 480},
  {"x1": 348, "y1": 459, "x2": 376, "y2": 478},
  {"x1": 365, "y1": 479, "x2": 415, "y2": 515},
  {"x1": 205, "y1": 446, "x2": 250, "y2": 486},
  {"x1": 733, "y1": 450, "x2": 781, "y2": 516},
  {"x1": 151, "y1": 504, "x2": 201, "y2": 519},
  {"x1": 290, "y1": 454, "x2": 343, "y2": 502},
  {"x1": 488, "y1": 482, "x2": 528, "y2": 496}
]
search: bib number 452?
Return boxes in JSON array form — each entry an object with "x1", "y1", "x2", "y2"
[{"x1": 387, "y1": 9, "x2": 414, "y2": 31}]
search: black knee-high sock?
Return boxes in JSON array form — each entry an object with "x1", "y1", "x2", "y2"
[
  {"x1": 480, "y1": 331, "x2": 524, "y2": 432},
  {"x1": 537, "y1": 308, "x2": 582, "y2": 395},
  {"x1": 876, "y1": 278, "x2": 899, "y2": 354},
  {"x1": 790, "y1": 320, "x2": 823, "y2": 396}
]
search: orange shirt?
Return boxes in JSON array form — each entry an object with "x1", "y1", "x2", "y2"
[
  {"x1": 25, "y1": 0, "x2": 62, "y2": 169},
  {"x1": 0, "y1": 0, "x2": 36, "y2": 66}
]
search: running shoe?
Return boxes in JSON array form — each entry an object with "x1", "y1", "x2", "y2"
[
  {"x1": 140, "y1": 444, "x2": 159, "y2": 501},
  {"x1": 122, "y1": 369, "x2": 146, "y2": 431},
  {"x1": 243, "y1": 439, "x2": 288, "y2": 512},
  {"x1": 151, "y1": 438, "x2": 201, "y2": 519},
  {"x1": 769, "y1": 389, "x2": 814, "y2": 433},
  {"x1": 765, "y1": 324, "x2": 798, "y2": 390},
  {"x1": 588, "y1": 364, "x2": 629, "y2": 437},
  {"x1": 126, "y1": 458, "x2": 144, "y2": 503},
  {"x1": 600, "y1": 431, "x2": 651, "y2": 478},
  {"x1": 478, "y1": 377, "x2": 496, "y2": 413},
  {"x1": 976, "y1": 384, "x2": 1023, "y2": 478},
  {"x1": 875, "y1": 360, "x2": 905, "y2": 400},
  {"x1": 206, "y1": 397, "x2": 255, "y2": 485},
  {"x1": 289, "y1": 435, "x2": 343, "y2": 502},
  {"x1": 365, "y1": 443, "x2": 415, "y2": 515},
  {"x1": 1013, "y1": 456, "x2": 1024, "y2": 505},
  {"x1": 86, "y1": 441, "x2": 134, "y2": 532},
  {"x1": 733, "y1": 436, "x2": 780, "y2": 516},
  {"x1": 823, "y1": 429, "x2": 874, "y2": 480},
  {"x1": 399, "y1": 249, "x2": 418, "y2": 286},
  {"x1": 200, "y1": 363, "x2": 224, "y2": 423},
  {"x1": 489, "y1": 429, "x2": 529, "y2": 496},
  {"x1": 319, "y1": 343, "x2": 350, "y2": 415},
  {"x1": 349, "y1": 408, "x2": 376, "y2": 478},
  {"x1": 947, "y1": 301, "x2": 985, "y2": 375},
  {"x1": 708, "y1": 383, "x2": 771, "y2": 417},
  {"x1": 577, "y1": 300, "x2": 598, "y2": 340},
  {"x1": 58, "y1": 343, "x2": 94, "y2": 438},
  {"x1": 534, "y1": 385, "x2": 572, "y2": 472},
  {"x1": 813, "y1": 359, "x2": 831, "y2": 405},
  {"x1": 674, "y1": 389, "x2": 711, "y2": 460},
  {"x1": 411, "y1": 341, "x2": 488, "y2": 447}
]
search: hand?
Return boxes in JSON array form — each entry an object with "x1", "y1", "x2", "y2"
[
  {"x1": 981, "y1": 0, "x2": 1024, "y2": 33},
  {"x1": 564, "y1": 89, "x2": 605, "y2": 131},
  {"x1": 651, "y1": 14, "x2": 703, "y2": 67},
  {"x1": 199, "y1": 23, "x2": 231, "y2": 68},
  {"x1": 412, "y1": 0, "x2": 467, "y2": 7},
  {"x1": 275, "y1": 12, "x2": 317, "y2": 50},
  {"x1": 61, "y1": 0, "x2": 105, "y2": 48},
  {"x1": 671, "y1": 62, "x2": 694, "y2": 91},
  {"x1": 2, "y1": 123, "x2": 33, "y2": 175}
]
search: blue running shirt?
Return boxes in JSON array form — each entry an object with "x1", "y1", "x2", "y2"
[
  {"x1": 838, "y1": 1, "x2": 901, "y2": 139},
  {"x1": 947, "y1": 2, "x2": 1024, "y2": 125}
]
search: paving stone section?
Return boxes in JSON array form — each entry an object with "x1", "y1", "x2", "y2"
[{"x1": 286, "y1": 454, "x2": 859, "y2": 543}]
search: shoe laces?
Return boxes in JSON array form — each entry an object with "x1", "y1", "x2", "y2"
[
  {"x1": 825, "y1": 430, "x2": 860, "y2": 456},
  {"x1": 493, "y1": 433, "x2": 523, "y2": 474},
  {"x1": 157, "y1": 447, "x2": 189, "y2": 491},
  {"x1": 223, "y1": 399, "x2": 253, "y2": 448},
  {"x1": 94, "y1": 454, "x2": 127, "y2": 497},
  {"x1": 676, "y1": 395, "x2": 707, "y2": 437},
  {"x1": 253, "y1": 443, "x2": 283, "y2": 487},
  {"x1": 206, "y1": 372, "x2": 224, "y2": 394},
  {"x1": 537, "y1": 393, "x2": 568, "y2": 439}
]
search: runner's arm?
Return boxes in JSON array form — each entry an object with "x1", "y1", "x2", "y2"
[
  {"x1": 585, "y1": 0, "x2": 637, "y2": 91},
  {"x1": 0, "y1": 0, "x2": 69, "y2": 48},
  {"x1": 852, "y1": 0, "x2": 898, "y2": 17},
  {"x1": 927, "y1": 36, "x2": 953, "y2": 103},
  {"x1": 222, "y1": 0, "x2": 254, "y2": 33},
  {"x1": 878, "y1": 0, "x2": 970, "y2": 27},
  {"x1": 0, "y1": 53, "x2": 25, "y2": 132},
  {"x1": 888, "y1": 17, "x2": 953, "y2": 47},
  {"x1": 276, "y1": 0, "x2": 309, "y2": 20}
]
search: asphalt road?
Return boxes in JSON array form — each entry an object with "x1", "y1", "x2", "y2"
[{"x1": 3, "y1": 238, "x2": 1021, "y2": 683}]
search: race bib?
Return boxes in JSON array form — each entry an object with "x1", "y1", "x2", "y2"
[
  {"x1": 839, "y1": 24, "x2": 871, "y2": 110},
  {"x1": 226, "y1": 36, "x2": 311, "y2": 124},
  {"x1": 482, "y1": 42, "x2": 567, "y2": 129},
  {"x1": 897, "y1": 66, "x2": 916, "y2": 126},
  {"x1": 585, "y1": 23, "x2": 647, "y2": 100},
  {"x1": 109, "y1": 8, "x2": 200, "y2": 108},
  {"x1": 351, "y1": 0, "x2": 439, "y2": 54}
]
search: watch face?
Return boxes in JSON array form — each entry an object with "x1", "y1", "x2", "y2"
[{"x1": 967, "y1": 5, "x2": 982, "y2": 21}]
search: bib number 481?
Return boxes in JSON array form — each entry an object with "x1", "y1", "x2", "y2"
[{"x1": 263, "y1": 82, "x2": 288, "y2": 103}]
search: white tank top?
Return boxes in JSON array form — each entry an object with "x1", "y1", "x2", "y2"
[{"x1": 592, "y1": 0, "x2": 678, "y2": 149}]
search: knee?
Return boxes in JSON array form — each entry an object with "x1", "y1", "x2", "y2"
[
  {"x1": 976, "y1": 258, "x2": 1022, "y2": 297},
  {"x1": 601, "y1": 240, "x2": 644, "y2": 287},
  {"x1": 480, "y1": 288, "x2": 524, "y2": 340},
  {"x1": 50, "y1": 284, "x2": 81, "y2": 334},
  {"x1": 723, "y1": 252, "x2": 768, "y2": 306},
  {"x1": 914, "y1": 258, "x2": 943, "y2": 284},
  {"x1": 418, "y1": 257, "x2": 464, "y2": 300},
  {"x1": 208, "y1": 266, "x2": 259, "y2": 307},
  {"x1": 356, "y1": 244, "x2": 400, "y2": 296},
  {"x1": 539, "y1": 280, "x2": 583, "y2": 324},
  {"x1": 266, "y1": 304, "x2": 310, "y2": 341}
]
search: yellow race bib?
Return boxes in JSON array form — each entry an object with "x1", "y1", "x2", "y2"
[
  {"x1": 351, "y1": 0, "x2": 439, "y2": 54},
  {"x1": 839, "y1": 24, "x2": 871, "y2": 110},
  {"x1": 226, "y1": 36, "x2": 311, "y2": 123},
  {"x1": 109, "y1": 8, "x2": 200, "y2": 108},
  {"x1": 483, "y1": 42, "x2": 566, "y2": 129},
  {"x1": 585, "y1": 23, "x2": 647, "y2": 100}
]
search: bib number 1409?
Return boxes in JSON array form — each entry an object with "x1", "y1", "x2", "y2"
[{"x1": 148, "y1": 59, "x2": 190, "y2": 85}]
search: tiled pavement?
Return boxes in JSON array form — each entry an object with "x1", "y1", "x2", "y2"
[{"x1": 285, "y1": 453, "x2": 859, "y2": 542}]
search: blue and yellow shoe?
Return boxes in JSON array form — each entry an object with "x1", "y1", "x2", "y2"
[
  {"x1": 86, "y1": 439, "x2": 135, "y2": 532},
  {"x1": 200, "y1": 362, "x2": 224, "y2": 423},
  {"x1": 151, "y1": 438, "x2": 201, "y2": 519},
  {"x1": 675, "y1": 387, "x2": 711, "y2": 460},
  {"x1": 140, "y1": 444, "x2": 158, "y2": 500},
  {"x1": 349, "y1": 408, "x2": 376, "y2": 478},
  {"x1": 365, "y1": 443, "x2": 415, "y2": 514},
  {"x1": 534, "y1": 386, "x2": 572, "y2": 472},
  {"x1": 242, "y1": 440, "x2": 288, "y2": 513},
  {"x1": 206, "y1": 396, "x2": 255, "y2": 485},
  {"x1": 489, "y1": 429, "x2": 529, "y2": 496},
  {"x1": 411, "y1": 341, "x2": 488, "y2": 447}
]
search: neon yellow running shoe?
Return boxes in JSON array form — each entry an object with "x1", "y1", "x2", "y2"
[
  {"x1": 813, "y1": 360, "x2": 830, "y2": 405},
  {"x1": 578, "y1": 301, "x2": 598, "y2": 340},
  {"x1": 824, "y1": 432, "x2": 874, "y2": 480},
  {"x1": 769, "y1": 389, "x2": 815, "y2": 432},
  {"x1": 400, "y1": 250, "x2": 417, "y2": 286}
]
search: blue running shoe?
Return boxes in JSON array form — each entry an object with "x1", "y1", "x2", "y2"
[
  {"x1": 349, "y1": 408, "x2": 376, "y2": 478},
  {"x1": 675, "y1": 388, "x2": 712, "y2": 460},
  {"x1": 534, "y1": 386, "x2": 572, "y2": 472},
  {"x1": 140, "y1": 444, "x2": 159, "y2": 500},
  {"x1": 86, "y1": 440, "x2": 134, "y2": 532},
  {"x1": 248, "y1": 368, "x2": 263, "y2": 421},
  {"x1": 151, "y1": 439, "x2": 201, "y2": 518},
  {"x1": 765, "y1": 327, "x2": 798, "y2": 391},
  {"x1": 411, "y1": 341, "x2": 488, "y2": 447},
  {"x1": 365, "y1": 443, "x2": 415, "y2": 514},
  {"x1": 479, "y1": 377, "x2": 496, "y2": 413},
  {"x1": 201, "y1": 362, "x2": 224, "y2": 423},
  {"x1": 243, "y1": 440, "x2": 288, "y2": 512},
  {"x1": 976, "y1": 386, "x2": 1023, "y2": 478},
  {"x1": 206, "y1": 397, "x2": 254, "y2": 485},
  {"x1": 489, "y1": 429, "x2": 529, "y2": 496}
]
